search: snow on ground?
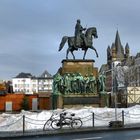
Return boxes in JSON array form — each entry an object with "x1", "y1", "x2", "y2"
[{"x1": 0, "y1": 105, "x2": 140, "y2": 131}]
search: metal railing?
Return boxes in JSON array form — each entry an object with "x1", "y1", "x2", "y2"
[{"x1": 1, "y1": 109, "x2": 140, "y2": 133}]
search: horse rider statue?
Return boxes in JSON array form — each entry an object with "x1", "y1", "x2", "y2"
[
  {"x1": 74, "y1": 19, "x2": 87, "y2": 49},
  {"x1": 59, "y1": 19, "x2": 99, "y2": 59}
]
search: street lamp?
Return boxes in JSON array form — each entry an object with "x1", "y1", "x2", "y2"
[
  {"x1": 112, "y1": 62, "x2": 119, "y2": 121},
  {"x1": 109, "y1": 61, "x2": 126, "y2": 127}
]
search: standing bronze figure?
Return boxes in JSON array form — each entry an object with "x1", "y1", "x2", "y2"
[{"x1": 59, "y1": 20, "x2": 99, "y2": 60}]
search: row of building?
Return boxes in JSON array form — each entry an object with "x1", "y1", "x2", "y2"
[
  {"x1": 0, "y1": 71, "x2": 53, "y2": 111},
  {"x1": 0, "y1": 70, "x2": 53, "y2": 95},
  {"x1": 12, "y1": 71, "x2": 53, "y2": 94}
]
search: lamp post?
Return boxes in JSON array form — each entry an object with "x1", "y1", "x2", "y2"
[
  {"x1": 112, "y1": 61, "x2": 123, "y2": 121},
  {"x1": 109, "y1": 61, "x2": 127, "y2": 127},
  {"x1": 112, "y1": 62, "x2": 118, "y2": 121}
]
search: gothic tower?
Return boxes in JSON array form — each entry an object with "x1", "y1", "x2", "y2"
[
  {"x1": 107, "y1": 30, "x2": 127, "y2": 65},
  {"x1": 115, "y1": 30, "x2": 125, "y2": 61}
]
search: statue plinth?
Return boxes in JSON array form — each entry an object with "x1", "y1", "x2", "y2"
[
  {"x1": 63, "y1": 94, "x2": 100, "y2": 108},
  {"x1": 53, "y1": 59, "x2": 101, "y2": 109},
  {"x1": 60, "y1": 59, "x2": 98, "y2": 77}
]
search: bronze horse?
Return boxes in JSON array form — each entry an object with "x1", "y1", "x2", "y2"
[{"x1": 58, "y1": 27, "x2": 99, "y2": 60}]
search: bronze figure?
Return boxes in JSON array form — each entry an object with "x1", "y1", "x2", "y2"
[{"x1": 59, "y1": 20, "x2": 99, "y2": 60}]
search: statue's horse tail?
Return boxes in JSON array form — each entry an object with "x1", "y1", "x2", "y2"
[{"x1": 58, "y1": 36, "x2": 68, "y2": 51}]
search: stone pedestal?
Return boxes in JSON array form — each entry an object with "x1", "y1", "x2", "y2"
[
  {"x1": 54, "y1": 59, "x2": 100, "y2": 109},
  {"x1": 57, "y1": 94, "x2": 100, "y2": 108},
  {"x1": 60, "y1": 59, "x2": 98, "y2": 77}
]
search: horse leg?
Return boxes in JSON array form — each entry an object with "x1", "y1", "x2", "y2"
[
  {"x1": 66, "y1": 48, "x2": 70, "y2": 59},
  {"x1": 71, "y1": 50, "x2": 75, "y2": 59},
  {"x1": 83, "y1": 49, "x2": 87, "y2": 60},
  {"x1": 90, "y1": 46, "x2": 99, "y2": 57}
]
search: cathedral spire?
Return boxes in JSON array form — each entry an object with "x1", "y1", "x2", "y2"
[
  {"x1": 115, "y1": 30, "x2": 121, "y2": 48},
  {"x1": 115, "y1": 30, "x2": 124, "y2": 60}
]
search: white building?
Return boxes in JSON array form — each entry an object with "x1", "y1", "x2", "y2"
[
  {"x1": 37, "y1": 70, "x2": 53, "y2": 93},
  {"x1": 12, "y1": 71, "x2": 53, "y2": 94},
  {"x1": 12, "y1": 73, "x2": 35, "y2": 94}
]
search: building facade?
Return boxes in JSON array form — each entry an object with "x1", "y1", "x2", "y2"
[
  {"x1": 99, "y1": 30, "x2": 131, "y2": 107},
  {"x1": 37, "y1": 70, "x2": 53, "y2": 93},
  {"x1": 12, "y1": 71, "x2": 53, "y2": 94},
  {"x1": 100, "y1": 30, "x2": 129, "y2": 91},
  {"x1": 128, "y1": 53, "x2": 140, "y2": 87},
  {"x1": 100, "y1": 30, "x2": 140, "y2": 107}
]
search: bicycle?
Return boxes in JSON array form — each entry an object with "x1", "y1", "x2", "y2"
[
  {"x1": 43, "y1": 111, "x2": 58, "y2": 131},
  {"x1": 51, "y1": 112, "x2": 83, "y2": 130}
]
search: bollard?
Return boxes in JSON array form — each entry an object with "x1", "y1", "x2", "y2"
[
  {"x1": 60, "y1": 113, "x2": 62, "y2": 129},
  {"x1": 23, "y1": 115, "x2": 25, "y2": 133},
  {"x1": 122, "y1": 110, "x2": 124, "y2": 127},
  {"x1": 92, "y1": 112, "x2": 94, "y2": 127}
]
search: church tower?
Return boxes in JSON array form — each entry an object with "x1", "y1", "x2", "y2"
[
  {"x1": 107, "y1": 30, "x2": 127, "y2": 65},
  {"x1": 115, "y1": 30, "x2": 125, "y2": 61}
]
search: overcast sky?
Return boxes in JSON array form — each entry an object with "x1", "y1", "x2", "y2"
[{"x1": 0, "y1": 0, "x2": 140, "y2": 79}]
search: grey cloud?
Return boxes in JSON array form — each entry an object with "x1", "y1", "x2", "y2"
[{"x1": 0, "y1": 0, "x2": 140, "y2": 79}]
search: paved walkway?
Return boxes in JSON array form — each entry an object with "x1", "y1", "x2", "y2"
[{"x1": 1, "y1": 124, "x2": 140, "y2": 139}]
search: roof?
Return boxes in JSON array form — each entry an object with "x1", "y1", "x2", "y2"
[
  {"x1": 40, "y1": 70, "x2": 52, "y2": 78},
  {"x1": 15, "y1": 72, "x2": 33, "y2": 78},
  {"x1": 115, "y1": 30, "x2": 125, "y2": 59}
]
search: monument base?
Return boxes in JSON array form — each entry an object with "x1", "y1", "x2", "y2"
[
  {"x1": 53, "y1": 59, "x2": 101, "y2": 109},
  {"x1": 56, "y1": 94, "x2": 100, "y2": 109},
  {"x1": 59, "y1": 59, "x2": 98, "y2": 77}
]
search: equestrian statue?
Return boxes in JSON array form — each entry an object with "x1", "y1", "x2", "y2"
[{"x1": 59, "y1": 19, "x2": 99, "y2": 60}]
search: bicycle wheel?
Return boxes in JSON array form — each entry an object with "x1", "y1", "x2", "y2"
[
  {"x1": 71, "y1": 119, "x2": 82, "y2": 129},
  {"x1": 51, "y1": 119, "x2": 61, "y2": 130},
  {"x1": 63, "y1": 118, "x2": 72, "y2": 128},
  {"x1": 43, "y1": 120, "x2": 52, "y2": 131}
]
